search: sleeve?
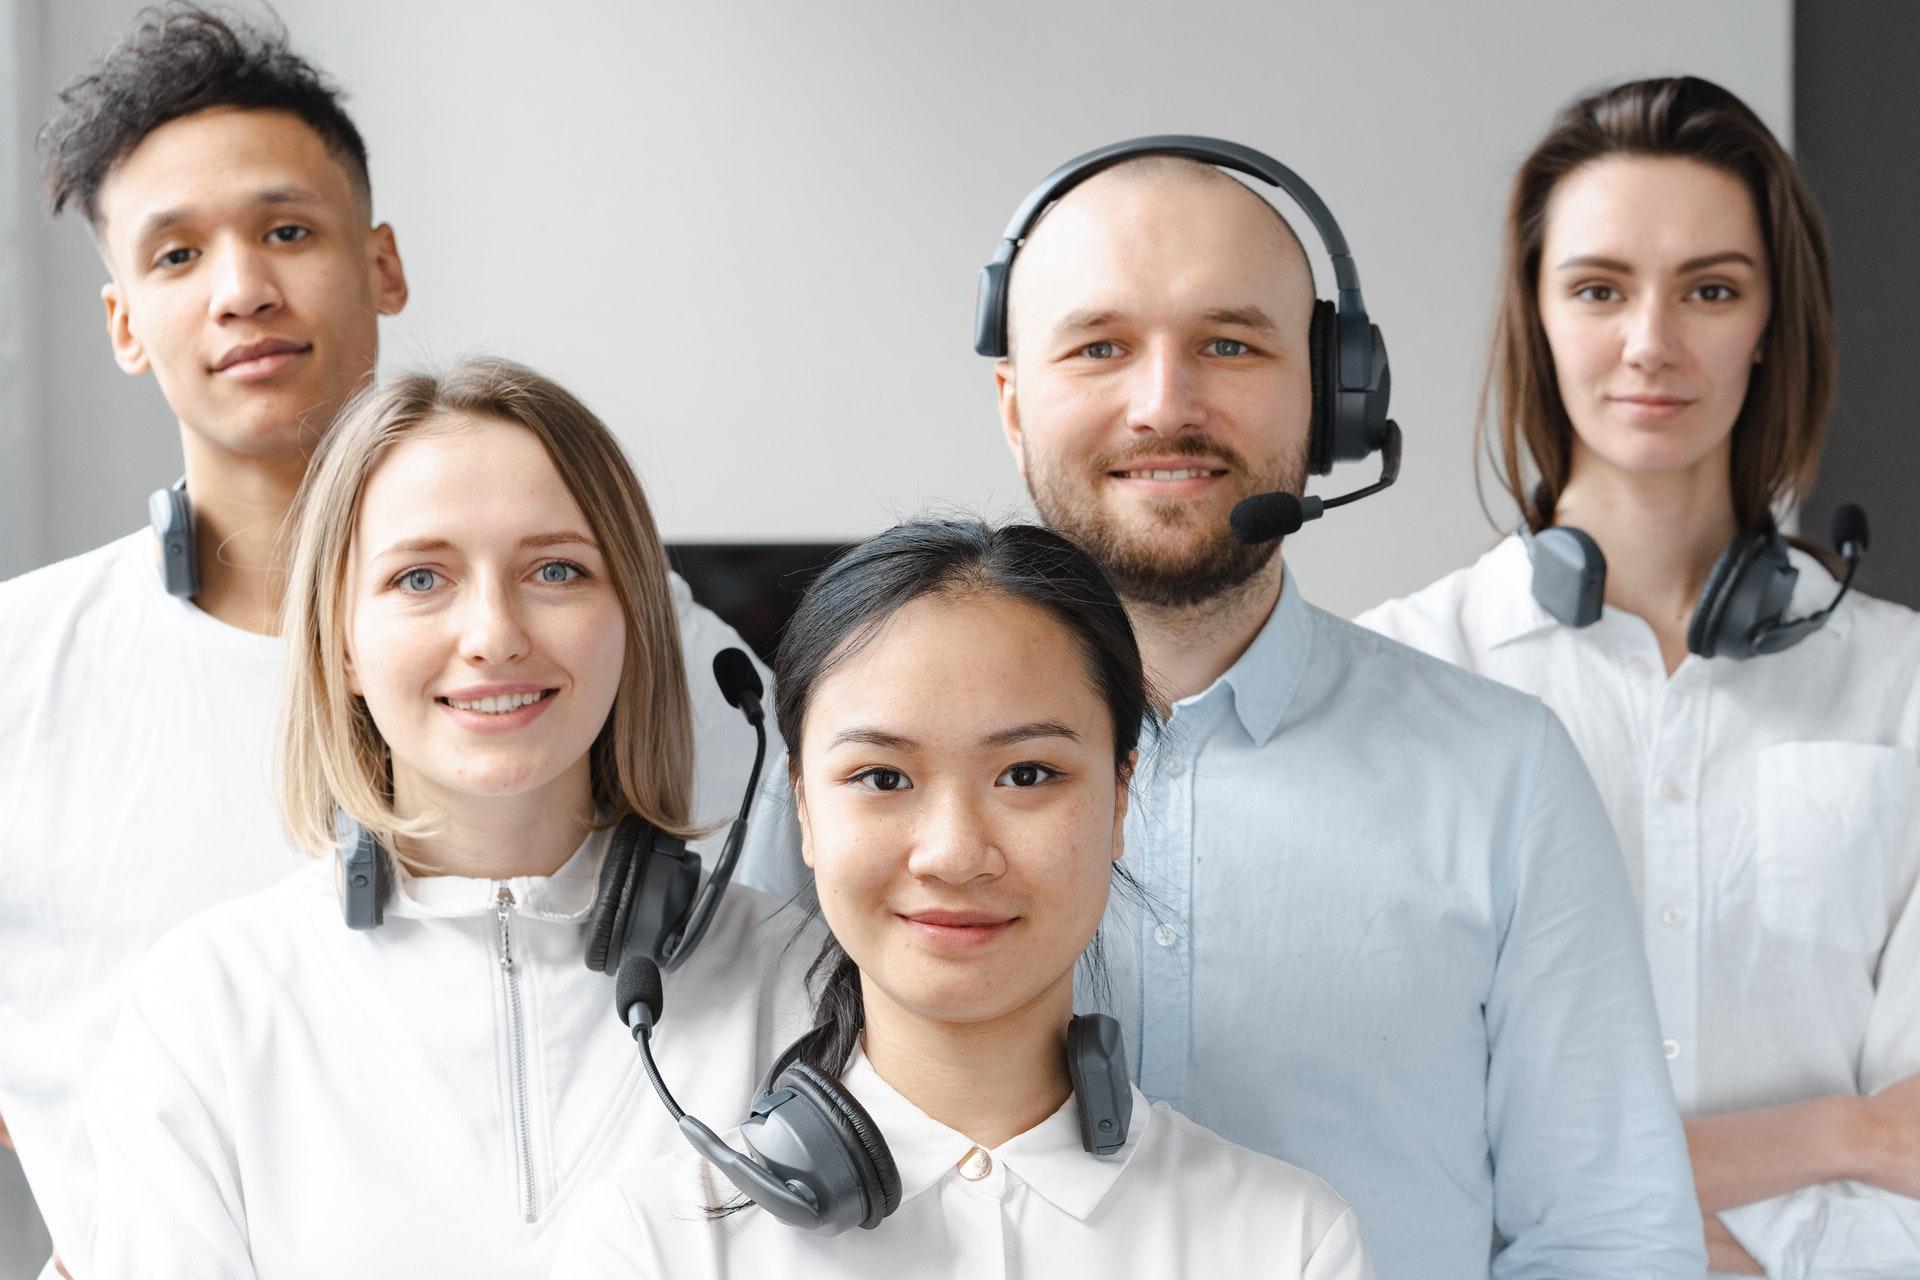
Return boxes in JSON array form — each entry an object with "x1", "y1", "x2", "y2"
[
  {"x1": 1486, "y1": 707, "x2": 1708, "y2": 1278},
  {"x1": 731, "y1": 760, "x2": 813, "y2": 907},
  {"x1": 80, "y1": 989, "x2": 255, "y2": 1280},
  {"x1": 1717, "y1": 753, "x2": 1920, "y2": 1278},
  {"x1": 1303, "y1": 1207, "x2": 1378, "y2": 1280}
]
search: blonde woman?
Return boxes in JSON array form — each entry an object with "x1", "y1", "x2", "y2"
[
  {"x1": 81, "y1": 358, "x2": 817, "y2": 1277},
  {"x1": 1362, "y1": 78, "x2": 1920, "y2": 1274}
]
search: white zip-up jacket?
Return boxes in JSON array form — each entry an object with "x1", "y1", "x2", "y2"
[{"x1": 81, "y1": 832, "x2": 820, "y2": 1279}]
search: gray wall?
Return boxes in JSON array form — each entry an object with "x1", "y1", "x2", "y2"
[
  {"x1": 9, "y1": 0, "x2": 1790, "y2": 620},
  {"x1": 1795, "y1": 1, "x2": 1919, "y2": 609}
]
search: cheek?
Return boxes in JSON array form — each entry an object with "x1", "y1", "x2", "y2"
[{"x1": 805, "y1": 796, "x2": 907, "y2": 942}]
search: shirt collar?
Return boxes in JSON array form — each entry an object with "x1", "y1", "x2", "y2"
[
  {"x1": 1211, "y1": 564, "x2": 1314, "y2": 747},
  {"x1": 1479, "y1": 531, "x2": 1855, "y2": 650},
  {"x1": 386, "y1": 826, "x2": 608, "y2": 921},
  {"x1": 839, "y1": 1046, "x2": 1149, "y2": 1221}
]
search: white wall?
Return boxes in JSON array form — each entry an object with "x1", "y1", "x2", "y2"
[
  {"x1": 0, "y1": 0, "x2": 44, "y2": 582},
  {"x1": 21, "y1": 0, "x2": 1790, "y2": 620}
]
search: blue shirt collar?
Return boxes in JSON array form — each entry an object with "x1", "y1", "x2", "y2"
[{"x1": 1202, "y1": 564, "x2": 1314, "y2": 748}]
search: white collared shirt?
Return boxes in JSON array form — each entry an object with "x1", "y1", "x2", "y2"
[
  {"x1": 1361, "y1": 534, "x2": 1920, "y2": 1276},
  {"x1": 552, "y1": 1046, "x2": 1372, "y2": 1279},
  {"x1": 81, "y1": 832, "x2": 820, "y2": 1279}
]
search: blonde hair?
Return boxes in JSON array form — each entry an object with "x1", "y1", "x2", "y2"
[{"x1": 278, "y1": 356, "x2": 694, "y2": 860}]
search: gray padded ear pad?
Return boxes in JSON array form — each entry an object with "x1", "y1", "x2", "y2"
[
  {"x1": 585, "y1": 816, "x2": 649, "y2": 973},
  {"x1": 1307, "y1": 300, "x2": 1337, "y2": 475},
  {"x1": 1687, "y1": 529, "x2": 1768, "y2": 658},
  {"x1": 779, "y1": 1060, "x2": 903, "y2": 1227}
]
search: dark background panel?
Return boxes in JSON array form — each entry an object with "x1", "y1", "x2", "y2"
[
  {"x1": 668, "y1": 543, "x2": 854, "y2": 665},
  {"x1": 1795, "y1": 1, "x2": 1920, "y2": 608}
]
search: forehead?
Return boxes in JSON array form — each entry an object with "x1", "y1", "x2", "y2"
[
  {"x1": 1543, "y1": 155, "x2": 1765, "y2": 265},
  {"x1": 1008, "y1": 170, "x2": 1314, "y2": 336},
  {"x1": 356, "y1": 417, "x2": 584, "y2": 546},
  {"x1": 97, "y1": 107, "x2": 363, "y2": 247},
  {"x1": 804, "y1": 592, "x2": 1112, "y2": 748}
]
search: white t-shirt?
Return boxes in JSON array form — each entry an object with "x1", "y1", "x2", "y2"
[
  {"x1": 0, "y1": 530, "x2": 779, "y2": 1260},
  {"x1": 551, "y1": 1047, "x2": 1374, "y2": 1279},
  {"x1": 1361, "y1": 535, "x2": 1920, "y2": 1276},
  {"x1": 83, "y1": 835, "x2": 821, "y2": 1278}
]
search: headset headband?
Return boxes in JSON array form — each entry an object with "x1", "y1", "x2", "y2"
[{"x1": 980, "y1": 134, "x2": 1371, "y2": 385}]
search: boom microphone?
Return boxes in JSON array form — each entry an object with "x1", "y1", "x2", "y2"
[
  {"x1": 713, "y1": 648, "x2": 765, "y2": 725},
  {"x1": 616, "y1": 953, "x2": 664, "y2": 1037},
  {"x1": 1229, "y1": 420, "x2": 1403, "y2": 547}
]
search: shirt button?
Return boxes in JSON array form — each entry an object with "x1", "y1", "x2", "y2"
[
  {"x1": 1153, "y1": 922, "x2": 1178, "y2": 947},
  {"x1": 1663, "y1": 1038, "x2": 1681, "y2": 1060},
  {"x1": 1658, "y1": 778, "x2": 1685, "y2": 803},
  {"x1": 1661, "y1": 906, "x2": 1684, "y2": 926},
  {"x1": 956, "y1": 1147, "x2": 993, "y2": 1181},
  {"x1": 1163, "y1": 758, "x2": 1186, "y2": 778}
]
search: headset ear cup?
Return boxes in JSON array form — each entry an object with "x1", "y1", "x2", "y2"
[
  {"x1": 585, "y1": 816, "x2": 647, "y2": 973},
  {"x1": 780, "y1": 1061, "x2": 903, "y2": 1228},
  {"x1": 1307, "y1": 300, "x2": 1336, "y2": 475},
  {"x1": 1687, "y1": 531, "x2": 1765, "y2": 658}
]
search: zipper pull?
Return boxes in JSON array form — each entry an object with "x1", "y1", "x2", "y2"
[{"x1": 495, "y1": 884, "x2": 516, "y2": 970}]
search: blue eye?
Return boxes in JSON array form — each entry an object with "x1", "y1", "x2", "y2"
[
  {"x1": 398, "y1": 568, "x2": 440, "y2": 593},
  {"x1": 1079, "y1": 340, "x2": 1117, "y2": 359},
  {"x1": 1209, "y1": 339, "x2": 1249, "y2": 357},
  {"x1": 536, "y1": 561, "x2": 584, "y2": 584},
  {"x1": 852, "y1": 768, "x2": 911, "y2": 792},
  {"x1": 997, "y1": 762, "x2": 1061, "y2": 788}
]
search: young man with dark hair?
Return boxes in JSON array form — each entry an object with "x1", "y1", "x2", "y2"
[{"x1": 0, "y1": 8, "x2": 768, "y2": 1266}]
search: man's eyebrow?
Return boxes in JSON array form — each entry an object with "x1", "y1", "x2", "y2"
[
  {"x1": 1553, "y1": 251, "x2": 1758, "y2": 274},
  {"x1": 133, "y1": 187, "x2": 330, "y2": 247},
  {"x1": 1203, "y1": 306, "x2": 1278, "y2": 332},
  {"x1": 1050, "y1": 308, "x2": 1122, "y2": 337},
  {"x1": 984, "y1": 720, "x2": 1081, "y2": 748}
]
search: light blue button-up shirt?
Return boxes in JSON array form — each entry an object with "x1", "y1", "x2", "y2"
[{"x1": 737, "y1": 568, "x2": 1704, "y2": 1279}]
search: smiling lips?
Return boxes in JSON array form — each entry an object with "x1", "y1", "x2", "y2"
[
  {"x1": 1609, "y1": 393, "x2": 1695, "y2": 420},
  {"x1": 434, "y1": 685, "x2": 559, "y2": 733},
  {"x1": 1107, "y1": 459, "x2": 1231, "y2": 495}
]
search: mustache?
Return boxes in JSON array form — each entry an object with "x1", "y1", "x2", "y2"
[{"x1": 1089, "y1": 435, "x2": 1250, "y2": 475}]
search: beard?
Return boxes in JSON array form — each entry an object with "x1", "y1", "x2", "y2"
[{"x1": 1025, "y1": 433, "x2": 1307, "y2": 609}]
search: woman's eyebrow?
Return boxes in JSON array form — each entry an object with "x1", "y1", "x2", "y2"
[
  {"x1": 1554, "y1": 251, "x2": 1757, "y2": 273},
  {"x1": 983, "y1": 720, "x2": 1081, "y2": 747}
]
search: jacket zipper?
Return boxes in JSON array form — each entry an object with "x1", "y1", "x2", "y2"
[{"x1": 495, "y1": 884, "x2": 537, "y2": 1223}]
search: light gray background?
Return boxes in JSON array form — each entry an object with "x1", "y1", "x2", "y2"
[{"x1": 1, "y1": 0, "x2": 1793, "y2": 1270}]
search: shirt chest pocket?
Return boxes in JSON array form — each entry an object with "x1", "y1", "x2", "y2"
[{"x1": 1755, "y1": 741, "x2": 1915, "y2": 951}]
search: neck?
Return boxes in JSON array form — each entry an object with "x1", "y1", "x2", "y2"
[
  {"x1": 1553, "y1": 441, "x2": 1739, "y2": 672},
  {"x1": 390, "y1": 760, "x2": 594, "y2": 881},
  {"x1": 179, "y1": 430, "x2": 311, "y2": 635},
  {"x1": 1124, "y1": 554, "x2": 1282, "y2": 704},
  {"x1": 859, "y1": 972, "x2": 1074, "y2": 1151}
]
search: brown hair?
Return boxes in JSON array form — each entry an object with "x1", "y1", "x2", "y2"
[
  {"x1": 1484, "y1": 76, "x2": 1836, "y2": 534},
  {"x1": 278, "y1": 356, "x2": 694, "y2": 862}
]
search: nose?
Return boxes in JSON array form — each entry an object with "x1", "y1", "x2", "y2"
[
  {"x1": 1125, "y1": 341, "x2": 1207, "y2": 436},
  {"x1": 905, "y1": 785, "x2": 1006, "y2": 886},
  {"x1": 206, "y1": 237, "x2": 285, "y2": 323},
  {"x1": 458, "y1": 575, "x2": 531, "y2": 668},
  {"x1": 1621, "y1": 296, "x2": 1681, "y2": 373}
]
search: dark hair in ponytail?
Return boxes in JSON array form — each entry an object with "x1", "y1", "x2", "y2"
[{"x1": 773, "y1": 518, "x2": 1155, "y2": 1077}]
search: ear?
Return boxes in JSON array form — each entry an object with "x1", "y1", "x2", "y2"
[
  {"x1": 367, "y1": 223, "x2": 409, "y2": 317},
  {"x1": 793, "y1": 774, "x2": 815, "y2": 870},
  {"x1": 102, "y1": 282, "x2": 149, "y2": 376},
  {"x1": 995, "y1": 358, "x2": 1028, "y2": 480}
]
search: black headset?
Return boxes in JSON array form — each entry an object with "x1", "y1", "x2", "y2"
[
  {"x1": 618, "y1": 954, "x2": 1133, "y2": 1235},
  {"x1": 338, "y1": 648, "x2": 769, "y2": 977},
  {"x1": 975, "y1": 135, "x2": 1400, "y2": 544},
  {"x1": 148, "y1": 477, "x2": 199, "y2": 598},
  {"x1": 1523, "y1": 504, "x2": 1870, "y2": 660}
]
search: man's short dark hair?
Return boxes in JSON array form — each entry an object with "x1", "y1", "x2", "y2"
[{"x1": 39, "y1": 4, "x2": 371, "y2": 228}]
